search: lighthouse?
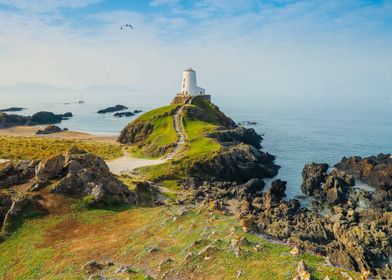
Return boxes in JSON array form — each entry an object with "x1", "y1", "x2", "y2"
[
  {"x1": 173, "y1": 67, "x2": 211, "y2": 104},
  {"x1": 181, "y1": 68, "x2": 205, "y2": 96}
]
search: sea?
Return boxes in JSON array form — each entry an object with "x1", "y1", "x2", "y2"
[{"x1": 1, "y1": 92, "x2": 391, "y2": 198}]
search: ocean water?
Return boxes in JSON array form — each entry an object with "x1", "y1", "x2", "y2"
[{"x1": 1, "y1": 94, "x2": 391, "y2": 198}]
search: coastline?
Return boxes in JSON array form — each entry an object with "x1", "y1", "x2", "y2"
[{"x1": 0, "y1": 125, "x2": 118, "y2": 144}]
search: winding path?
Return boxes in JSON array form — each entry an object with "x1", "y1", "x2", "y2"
[{"x1": 107, "y1": 101, "x2": 189, "y2": 175}]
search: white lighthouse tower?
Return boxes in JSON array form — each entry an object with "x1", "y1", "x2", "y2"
[{"x1": 181, "y1": 68, "x2": 205, "y2": 96}]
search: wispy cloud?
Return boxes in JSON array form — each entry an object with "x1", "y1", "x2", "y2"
[
  {"x1": 0, "y1": 0, "x2": 391, "y2": 105},
  {"x1": 0, "y1": 0, "x2": 101, "y2": 12}
]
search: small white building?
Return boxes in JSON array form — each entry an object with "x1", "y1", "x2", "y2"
[{"x1": 180, "y1": 67, "x2": 205, "y2": 96}]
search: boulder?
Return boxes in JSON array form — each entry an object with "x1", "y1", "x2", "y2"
[
  {"x1": 0, "y1": 113, "x2": 29, "y2": 128},
  {"x1": 45, "y1": 147, "x2": 137, "y2": 205},
  {"x1": 28, "y1": 111, "x2": 63, "y2": 125}
]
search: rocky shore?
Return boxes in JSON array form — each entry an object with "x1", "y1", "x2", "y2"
[
  {"x1": 182, "y1": 154, "x2": 392, "y2": 278},
  {"x1": 0, "y1": 111, "x2": 73, "y2": 128}
]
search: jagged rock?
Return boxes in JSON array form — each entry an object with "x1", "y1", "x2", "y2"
[
  {"x1": 301, "y1": 163, "x2": 329, "y2": 195},
  {"x1": 36, "y1": 154, "x2": 65, "y2": 181},
  {"x1": 0, "y1": 160, "x2": 38, "y2": 188},
  {"x1": 295, "y1": 261, "x2": 311, "y2": 280},
  {"x1": 118, "y1": 120, "x2": 154, "y2": 144},
  {"x1": 35, "y1": 147, "x2": 138, "y2": 205},
  {"x1": 264, "y1": 179, "x2": 286, "y2": 209},
  {"x1": 198, "y1": 245, "x2": 217, "y2": 258}
]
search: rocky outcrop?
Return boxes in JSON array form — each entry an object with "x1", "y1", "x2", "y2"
[
  {"x1": 188, "y1": 144, "x2": 279, "y2": 183},
  {"x1": 97, "y1": 105, "x2": 128, "y2": 114},
  {"x1": 34, "y1": 146, "x2": 137, "y2": 205},
  {"x1": 36, "y1": 125, "x2": 68, "y2": 135},
  {"x1": 0, "y1": 113, "x2": 29, "y2": 128},
  {"x1": 207, "y1": 126, "x2": 262, "y2": 149},
  {"x1": 335, "y1": 154, "x2": 392, "y2": 191},
  {"x1": 0, "y1": 160, "x2": 38, "y2": 188},
  {"x1": 0, "y1": 111, "x2": 72, "y2": 128},
  {"x1": 118, "y1": 120, "x2": 154, "y2": 144},
  {"x1": 186, "y1": 156, "x2": 392, "y2": 278},
  {"x1": 114, "y1": 112, "x2": 134, "y2": 118}
]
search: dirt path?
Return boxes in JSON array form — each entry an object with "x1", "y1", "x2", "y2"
[
  {"x1": 107, "y1": 150, "x2": 165, "y2": 175},
  {"x1": 164, "y1": 103, "x2": 188, "y2": 160}
]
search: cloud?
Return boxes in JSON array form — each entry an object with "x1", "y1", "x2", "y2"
[
  {"x1": 0, "y1": 0, "x2": 101, "y2": 12},
  {"x1": 0, "y1": 0, "x2": 391, "y2": 106},
  {"x1": 150, "y1": 0, "x2": 180, "y2": 8}
]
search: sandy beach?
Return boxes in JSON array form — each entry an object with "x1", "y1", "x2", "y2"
[{"x1": 0, "y1": 126, "x2": 117, "y2": 144}]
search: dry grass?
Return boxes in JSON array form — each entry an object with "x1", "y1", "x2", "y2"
[{"x1": 0, "y1": 136, "x2": 123, "y2": 160}]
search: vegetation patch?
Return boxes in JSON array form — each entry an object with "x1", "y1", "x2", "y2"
[
  {"x1": 0, "y1": 136, "x2": 122, "y2": 160},
  {"x1": 0, "y1": 202, "x2": 358, "y2": 279}
]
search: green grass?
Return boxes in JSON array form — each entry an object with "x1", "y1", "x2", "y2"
[
  {"x1": 136, "y1": 104, "x2": 222, "y2": 181},
  {"x1": 0, "y1": 136, "x2": 123, "y2": 160},
  {"x1": 127, "y1": 105, "x2": 179, "y2": 158},
  {"x1": 0, "y1": 202, "x2": 360, "y2": 279}
]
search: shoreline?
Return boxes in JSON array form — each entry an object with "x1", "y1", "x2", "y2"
[{"x1": 0, "y1": 125, "x2": 118, "y2": 144}]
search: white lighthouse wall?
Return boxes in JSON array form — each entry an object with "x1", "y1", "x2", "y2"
[{"x1": 182, "y1": 70, "x2": 201, "y2": 96}]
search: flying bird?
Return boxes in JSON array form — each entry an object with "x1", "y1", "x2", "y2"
[{"x1": 121, "y1": 24, "x2": 134, "y2": 30}]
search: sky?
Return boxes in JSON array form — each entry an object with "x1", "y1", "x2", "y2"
[{"x1": 0, "y1": 0, "x2": 391, "y2": 106}]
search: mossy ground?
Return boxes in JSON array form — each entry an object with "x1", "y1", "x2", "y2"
[
  {"x1": 0, "y1": 136, "x2": 122, "y2": 160},
  {"x1": 0, "y1": 199, "x2": 359, "y2": 280}
]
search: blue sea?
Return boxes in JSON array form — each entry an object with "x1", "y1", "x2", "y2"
[{"x1": 2, "y1": 93, "x2": 391, "y2": 198}]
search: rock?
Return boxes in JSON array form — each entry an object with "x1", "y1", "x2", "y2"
[
  {"x1": 114, "y1": 111, "x2": 135, "y2": 118},
  {"x1": 290, "y1": 247, "x2": 300, "y2": 256},
  {"x1": 28, "y1": 111, "x2": 64, "y2": 125},
  {"x1": 236, "y1": 178, "x2": 265, "y2": 198},
  {"x1": 133, "y1": 109, "x2": 143, "y2": 114},
  {"x1": 237, "y1": 270, "x2": 244, "y2": 278},
  {"x1": 207, "y1": 126, "x2": 263, "y2": 149},
  {"x1": 118, "y1": 120, "x2": 154, "y2": 145},
  {"x1": 0, "y1": 113, "x2": 30, "y2": 128},
  {"x1": 36, "y1": 125, "x2": 66, "y2": 135},
  {"x1": 189, "y1": 144, "x2": 279, "y2": 183},
  {"x1": 36, "y1": 154, "x2": 65, "y2": 181},
  {"x1": 296, "y1": 261, "x2": 311, "y2": 280},
  {"x1": 97, "y1": 105, "x2": 128, "y2": 114},
  {"x1": 301, "y1": 163, "x2": 329, "y2": 195},
  {"x1": 81, "y1": 260, "x2": 103, "y2": 274},
  {"x1": 198, "y1": 245, "x2": 217, "y2": 258},
  {"x1": 1, "y1": 196, "x2": 30, "y2": 235},
  {"x1": 0, "y1": 111, "x2": 72, "y2": 128},
  {"x1": 0, "y1": 160, "x2": 38, "y2": 188},
  {"x1": 335, "y1": 154, "x2": 392, "y2": 191},
  {"x1": 35, "y1": 147, "x2": 137, "y2": 205},
  {"x1": 264, "y1": 180, "x2": 286, "y2": 208},
  {"x1": 0, "y1": 107, "x2": 25, "y2": 112},
  {"x1": 237, "y1": 121, "x2": 258, "y2": 126}
]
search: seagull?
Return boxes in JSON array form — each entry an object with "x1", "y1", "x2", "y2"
[{"x1": 121, "y1": 24, "x2": 134, "y2": 30}]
